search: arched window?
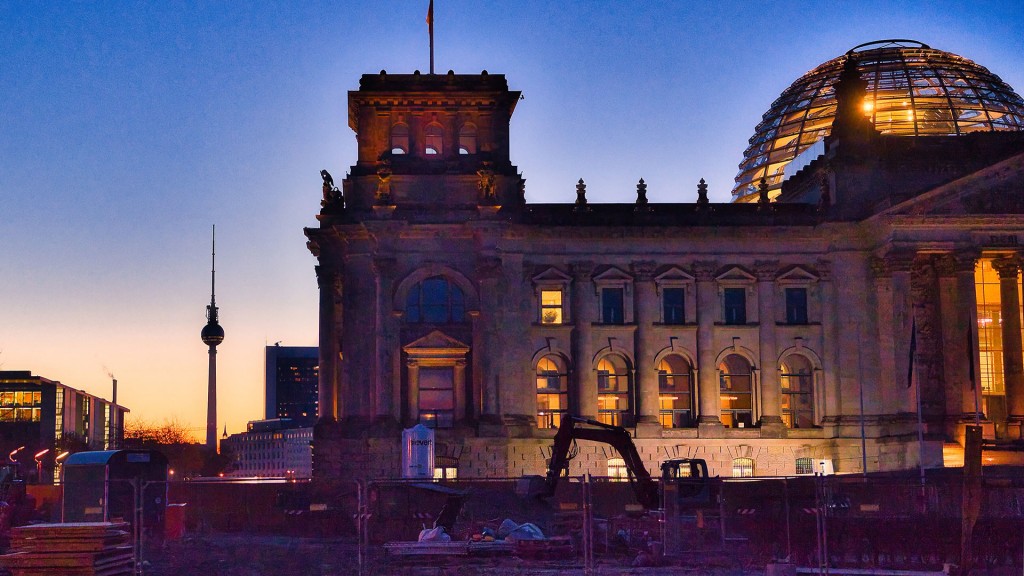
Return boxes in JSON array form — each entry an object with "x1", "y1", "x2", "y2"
[
  {"x1": 658, "y1": 355, "x2": 694, "y2": 428},
  {"x1": 390, "y1": 123, "x2": 409, "y2": 154},
  {"x1": 780, "y1": 354, "x2": 815, "y2": 428},
  {"x1": 424, "y1": 123, "x2": 443, "y2": 156},
  {"x1": 597, "y1": 355, "x2": 632, "y2": 426},
  {"x1": 536, "y1": 355, "x2": 568, "y2": 429},
  {"x1": 732, "y1": 457, "x2": 754, "y2": 478},
  {"x1": 405, "y1": 276, "x2": 465, "y2": 324},
  {"x1": 458, "y1": 123, "x2": 477, "y2": 154},
  {"x1": 719, "y1": 354, "x2": 753, "y2": 428}
]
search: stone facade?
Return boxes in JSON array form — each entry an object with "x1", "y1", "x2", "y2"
[{"x1": 305, "y1": 69, "x2": 1024, "y2": 481}]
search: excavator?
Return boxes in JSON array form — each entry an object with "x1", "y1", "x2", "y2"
[{"x1": 527, "y1": 416, "x2": 711, "y2": 510}]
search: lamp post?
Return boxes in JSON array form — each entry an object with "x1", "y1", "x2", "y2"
[
  {"x1": 55, "y1": 451, "x2": 71, "y2": 485},
  {"x1": 33, "y1": 449, "x2": 49, "y2": 484}
]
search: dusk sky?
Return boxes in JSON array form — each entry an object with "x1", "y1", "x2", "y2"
[{"x1": 2, "y1": 1, "x2": 1022, "y2": 439}]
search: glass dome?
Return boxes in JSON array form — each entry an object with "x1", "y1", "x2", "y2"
[{"x1": 733, "y1": 40, "x2": 1024, "y2": 203}]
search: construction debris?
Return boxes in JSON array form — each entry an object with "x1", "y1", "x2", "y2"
[{"x1": 0, "y1": 521, "x2": 133, "y2": 576}]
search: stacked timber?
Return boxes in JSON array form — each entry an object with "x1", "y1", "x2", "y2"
[{"x1": 0, "y1": 522, "x2": 133, "y2": 576}]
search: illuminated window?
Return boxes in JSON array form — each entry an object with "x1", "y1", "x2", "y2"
[
  {"x1": 658, "y1": 355, "x2": 693, "y2": 428},
  {"x1": 780, "y1": 354, "x2": 815, "y2": 428},
  {"x1": 795, "y1": 457, "x2": 814, "y2": 475},
  {"x1": 541, "y1": 290, "x2": 563, "y2": 324},
  {"x1": 732, "y1": 457, "x2": 754, "y2": 478},
  {"x1": 719, "y1": 355, "x2": 753, "y2": 428},
  {"x1": 607, "y1": 458, "x2": 629, "y2": 481},
  {"x1": 405, "y1": 276, "x2": 466, "y2": 324},
  {"x1": 458, "y1": 123, "x2": 476, "y2": 154},
  {"x1": 536, "y1": 356, "x2": 568, "y2": 429},
  {"x1": 424, "y1": 123, "x2": 443, "y2": 156},
  {"x1": 974, "y1": 257, "x2": 1022, "y2": 403},
  {"x1": 433, "y1": 466, "x2": 458, "y2": 479},
  {"x1": 390, "y1": 123, "x2": 409, "y2": 154},
  {"x1": 597, "y1": 356, "x2": 632, "y2": 426}
]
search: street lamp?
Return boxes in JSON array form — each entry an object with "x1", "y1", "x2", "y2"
[
  {"x1": 54, "y1": 451, "x2": 71, "y2": 485},
  {"x1": 8, "y1": 446, "x2": 25, "y2": 464},
  {"x1": 34, "y1": 449, "x2": 49, "y2": 483}
]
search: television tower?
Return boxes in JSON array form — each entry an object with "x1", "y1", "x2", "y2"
[{"x1": 200, "y1": 225, "x2": 224, "y2": 451}]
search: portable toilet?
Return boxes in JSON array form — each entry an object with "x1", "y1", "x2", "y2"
[{"x1": 62, "y1": 450, "x2": 169, "y2": 532}]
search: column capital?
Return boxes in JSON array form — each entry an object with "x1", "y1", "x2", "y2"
[
  {"x1": 475, "y1": 256, "x2": 503, "y2": 280},
  {"x1": 869, "y1": 256, "x2": 891, "y2": 279},
  {"x1": 315, "y1": 265, "x2": 342, "y2": 291},
  {"x1": 952, "y1": 249, "x2": 981, "y2": 274},
  {"x1": 631, "y1": 260, "x2": 658, "y2": 282},
  {"x1": 570, "y1": 260, "x2": 596, "y2": 281},
  {"x1": 933, "y1": 254, "x2": 957, "y2": 278},
  {"x1": 885, "y1": 250, "x2": 917, "y2": 273},
  {"x1": 992, "y1": 255, "x2": 1022, "y2": 279},
  {"x1": 753, "y1": 260, "x2": 780, "y2": 282},
  {"x1": 692, "y1": 260, "x2": 718, "y2": 282}
]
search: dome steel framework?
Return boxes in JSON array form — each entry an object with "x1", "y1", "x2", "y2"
[{"x1": 733, "y1": 40, "x2": 1024, "y2": 203}]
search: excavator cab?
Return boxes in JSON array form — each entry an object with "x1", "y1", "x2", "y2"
[{"x1": 660, "y1": 458, "x2": 711, "y2": 504}]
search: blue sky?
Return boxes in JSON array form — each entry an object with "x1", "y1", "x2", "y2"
[{"x1": 2, "y1": 1, "x2": 1021, "y2": 437}]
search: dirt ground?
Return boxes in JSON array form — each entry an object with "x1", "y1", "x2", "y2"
[{"x1": 141, "y1": 533, "x2": 750, "y2": 576}]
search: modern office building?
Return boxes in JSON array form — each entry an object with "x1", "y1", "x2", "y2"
[
  {"x1": 0, "y1": 371, "x2": 128, "y2": 483},
  {"x1": 305, "y1": 40, "x2": 1024, "y2": 480},
  {"x1": 265, "y1": 345, "x2": 319, "y2": 426},
  {"x1": 222, "y1": 418, "x2": 313, "y2": 478}
]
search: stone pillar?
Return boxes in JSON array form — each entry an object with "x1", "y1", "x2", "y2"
[
  {"x1": 693, "y1": 261, "x2": 723, "y2": 431},
  {"x1": 992, "y1": 256, "x2": 1024, "y2": 437},
  {"x1": 373, "y1": 257, "x2": 398, "y2": 427},
  {"x1": 632, "y1": 261, "x2": 661, "y2": 435},
  {"x1": 888, "y1": 252, "x2": 917, "y2": 415},
  {"x1": 572, "y1": 261, "x2": 597, "y2": 420},
  {"x1": 754, "y1": 260, "x2": 783, "y2": 435},
  {"x1": 817, "y1": 260, "x2": 842, "y2": 422},
  {"x1": 476, "y1": 256, "x2": 503, "y2": 426},
  {"x1": 935, "y1": 255, "x2": 964, "y2": 429},
  {"x1": 315, "y1": 265, "x2": 339, "y2": 422},
  {"x1": 870, "y1": 257, "x2": 896, "y2": 416},
  {"x1": 954, "y1": 251, "x2": 983, "y2": 423}
]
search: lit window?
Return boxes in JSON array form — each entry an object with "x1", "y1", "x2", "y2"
[
  {"x1": 663, "y1": 288, "x2": 685, "y2": 325},
  {"x1": 607, "y1": 458, "x2": 629, "y2": 481},
  {"x1": 390, "y1": 123, "x2": 409, "y2": 154},
  {"x1": 780, "y1": 355, "x2": 815, "y2": 428},
  {"x1": 424, "y1": 123, "x2": 443, "y2": 156},
  {"x1": 601, "y1": 288, "x2": 625, "y2": 324},
  {"x1": 597, "y1": 356, "x2": 632, "y2": 426},
  {"x1": 536, "y1": 356, "x2": 568, "y2": 429},
  {"x1": 433, "y1": 466, "x2": 458, "y2": 479},
  {"x1": 541, "y1": 290, "x2": 563, "y2": 324},
  {"x1": 732, "y1": 457, "x2": 754, "y2": 478},
  {"x1": 795, "y1": 457, "x2": 814, "y2": 475},
  {"x1": 785, "y1": 287, "x2": 808, "y2": 324},
  {"x1": 723, "y1": 288, "x2": 746, "y2": 325},
  {"x1": 719, "y1": 354, "x2": 753, "y2": 429},
  {"x1": 658, "y1": 355, "x2": 693, "y2": 428}
]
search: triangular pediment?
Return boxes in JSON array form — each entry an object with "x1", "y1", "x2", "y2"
[
  {"x1": 777, "y1": 265, "x2": 819, "y2": 283},
  {"x1": 531, "y1": 266, "x2": 572, "y2": 284},
  {"x1": 593, "y1": 266, "x2": 632, "y2": 282},
  {"x1": 403, "y1": 330, "x2": 470, "y2": 353},
  {"x1": 655, "y1": 267, "x2": 695, "y2": 283},
  {"x1": 716, "y1": 266, "x2": 755, "y2": 282},
  {"x1": 880, "y1": 151, "x2": 1024, "y2": 217}
]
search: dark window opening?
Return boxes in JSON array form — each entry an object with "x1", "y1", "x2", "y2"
[
  {"x1": 723, "y1": 288, "x2": 746, "y2": 325},
  {"x1": 602, "y1": 288, "x2": 625, "y2": 324},
  {"x1": 785, "y1": 287, "x2": 809, "y2": 324},
  {"x1": 663, "y1": 287, "x2": 685, "y2": 324}
]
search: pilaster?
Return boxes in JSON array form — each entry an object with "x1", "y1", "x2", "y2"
[
  {"x1": 693, "y1": 261, "x2": 723, "y2": 433},
  {"x1": 572, "y1": 261, "x2": 597, "y2": 420},
  {"x1": 992, "y1": 256, "x2": 1024, "y2": 438},
  {"x1": 632, "y1": 261, "x2": 662, "y2": 436},
  {"x1": 754, "y1": 260, "x2": 784, "y2": 436}
]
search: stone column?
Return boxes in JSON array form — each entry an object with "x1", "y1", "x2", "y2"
[
  {"x1": 315, "y1": 265, "x2": 339, "y2": 422},
  {"x1": 935, "y1": 255, "x2": 963, "y2": 428},
  {"x1": 817, "y1": 260, "x2": 842, "y2": 421},
  {"x1": 373, "y1": 257, "x2": 397, "y2": 426},
  {"x1": 885, "y1": 251, "x2": 917, "y2": 415},
  {"x1": 992, "y1": 256, "x2": 1024, "y2": 436},
  {"x1": 693, "y1": 261, "x2": 723, "y2": 431},
  {"x1": 754, "y1": 260, "x2": 783, "y2": 435},
  {"x1": 632, "y1": 261, "x2": 661, "y2": 435},
  {"x1": 870, "y1": 257, "x2": 896, "y2": 416},
  {"x1": 571, "y1": 261, "x2": 597, "y2": 420},
  {"x1": 476, "y1": 256, "x2": 503, "y2": 425},
  {"x1": 954, "y1": 251, "x2": 983, "y2": 422}
]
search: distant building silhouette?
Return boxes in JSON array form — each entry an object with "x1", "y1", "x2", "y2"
[{"x1": 265, "y1": 345, "x2": 318, "y2": 426}]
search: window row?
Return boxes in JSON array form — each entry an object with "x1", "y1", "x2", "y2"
[
  {"x1": 537, "y1": 285, "x2": 811, "y2": 326},
  {"x1": 605, "y1": 456, "x2": 825, "y2": 479},
  {"x1": 536, "y1": 352, "x2": 817, "y2": 430},
  {"x1": 390, "y1": 122, "x2": 477, "y2": 156},
  {"x1": 0, "y1": 391, "x2": 42, "y2": 407}
]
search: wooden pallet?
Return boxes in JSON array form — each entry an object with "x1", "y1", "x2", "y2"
[{"x1": 0, "y1": 522, "x2": 134, "y2": 576}]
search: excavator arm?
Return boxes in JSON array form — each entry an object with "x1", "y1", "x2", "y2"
[{"x1": 540, "y1": 417, "x2": 660, "y2": 510}]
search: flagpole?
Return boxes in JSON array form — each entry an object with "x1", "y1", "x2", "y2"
[
  {"x1": 427, "y1": 0, "x2": 435, "y2": 74},
  {"x1": 909, "y1": 315, "x2": 925, "y2": 488}
]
